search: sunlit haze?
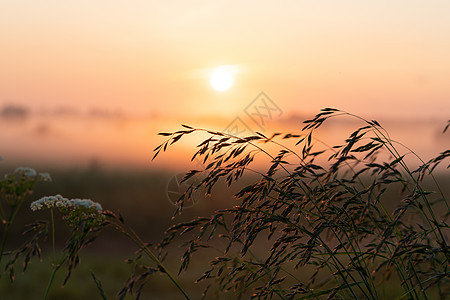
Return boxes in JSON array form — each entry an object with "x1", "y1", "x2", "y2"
[
  {"x1": 210, "y1": 67, "x2": 233, "y2": 92},
  {"x1": 1, "y1": 1, "x2": 449, "y2": 169}
]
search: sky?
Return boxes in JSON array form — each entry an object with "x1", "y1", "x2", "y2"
[{"x1": 1, "y1": 1, "x2": 449, "y2": 168}]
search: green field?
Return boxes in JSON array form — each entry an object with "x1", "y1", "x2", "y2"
[{"x1": 1, "y1": 165, "x2": 448, "y2": 299}]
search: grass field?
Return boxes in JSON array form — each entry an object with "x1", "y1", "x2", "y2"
[
  {"x1": 0, "y1": 167, "x2": 251, "y2": 299},
  {"x1": 1, "y1": 165, "x2": 448, "y2": 299},
  {"x1": 1, "y1": 109, "x2": 449, "y2": 299}
]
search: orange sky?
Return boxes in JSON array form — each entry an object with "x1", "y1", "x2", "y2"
[
  {"x1": 1, "y1": 1, "x2": 450, "y2": 169},
  {"x1": 2, "y1": 1, "x2": 450, "y2": 118}
]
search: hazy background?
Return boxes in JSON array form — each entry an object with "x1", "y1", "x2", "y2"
[
  {"x1": 1, "y1": 2, "x2": 449, "y2": 298},
  {"x1": 1, "y1": 1, "x2": 450, "y2": 170}
]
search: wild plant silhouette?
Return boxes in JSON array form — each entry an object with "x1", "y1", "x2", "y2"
[
  {"x1": 1, "y1": 108, "x2": 448, "y2": 299},
  {"x1": 154, "y1": 108, "x2": 449, "y2": 299}
]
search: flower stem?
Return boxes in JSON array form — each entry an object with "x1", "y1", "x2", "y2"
[
  {"x1": 113, "y1": 220, "x2": 191, "y2": 300},
  {"x1": 43, "y1": 264, "x2": 60, "y2": 300},
  {"x1": 50, "y1": 208, "x2": 56, "y2": 262},
  {"x1": 43, "y1": 208, "x2": 61, "y2": 300},
  {"x1": 0, "y1": 221, "x2": 10, "y2": 266},
  {"x1": 0, "y1": 209, "x2": 15, "y2": 266}
]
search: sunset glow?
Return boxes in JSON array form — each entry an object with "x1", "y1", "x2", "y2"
[
  {"x1": 0, "y1": 1, "x2": 449, "y2": 168},
  {"x1": 210, "y1": 67, "x2": 233, "y2": 91},
  {"x1": 1, "y1": 3, "x2": 449, "y2": 299}
]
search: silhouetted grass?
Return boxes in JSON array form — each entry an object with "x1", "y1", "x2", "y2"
[
  {"x1": 154, "y1": 108, "x2": 449, "y2": 299},
  {"x1": 1, "y1": 108, "x2": 448, "y2": 299}
]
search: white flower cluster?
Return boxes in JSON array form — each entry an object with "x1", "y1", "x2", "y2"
[
  {"x1": 30, "y1": 195, "x2": 70, "y2": 211},
  {"x1": 70, "y1": 199, "x2": 103, "y2": 211},
  {"x1": 38, "y1": 172, "x2": 52, "y2": 181},
  {"x1": 14, "y1": 167, "x2": 37, "y2": 177},
  {"x1": 13, "y1": 167, "x2": 52, "y2": 182},
  {"x1": 30, "y1": 195, "x2": 102, "y2": 212}
]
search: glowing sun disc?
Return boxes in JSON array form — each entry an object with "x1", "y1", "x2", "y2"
[{"x1": 210, "y1": 68, "x2": 233, "y2": 91}]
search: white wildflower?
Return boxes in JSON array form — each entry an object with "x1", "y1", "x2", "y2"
[
  {"x1": 30, "y1": 195, "x2": 71, "y2": 211},
  {"x1": 69, "y1": 199, "x2": 102, "y2": 212},
  {"x1": 38, "y1": 172, "x2": 52, "y2": 182},
  {"x1": 31, "y1": 195, "x2": 102, "y2": 213},
  {"x1": 14, "y1": 167, "x2": 37, "y2": 177},
  {"x1": 93, "y1": 202, "x2": 102, "y2": 211}
]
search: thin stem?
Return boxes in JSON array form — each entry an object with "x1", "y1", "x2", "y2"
[
  {"x1": 112, "y1": 220, "x2": 191, "y2": 300},
  {"x1": 51, "y1": 208, "x2": 56, "y2": 263},
  {"x1": 0, "y1": 208, "x2": 15, "y2": 266},
  {"x1": 43, "y1": 264, "x2": 61, "y2": 300},
  {"x1": 0, "y1": 200, "x2": 6, "y2": 220},
  {"x1": 0, "y1": 221, "x2": 10, "y2": 266},
  {"x1": 0, "y1": 195, "x2": 29, "y2": 266},
  {"x1": 388, "y1": 139, "x2": 448, "y2": 210},
  {"x1": 43, "y1": 208, "x2": 65, "y2": 300},
  {"x1": 43, "y1": 268, "x2": 57, "y2": 300}
]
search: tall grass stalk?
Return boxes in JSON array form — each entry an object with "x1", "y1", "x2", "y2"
[
  {"x1": 154, "y1": 108, "x2": 449, "y2": 299},
  {"x1": 43, "y1": 207, "x2": 59, "y2": 300},
  {"x1": 105, "y1": 211, "x2": 191, "y2": 300},
  {"x1": 0, "y1": 169, "x2": 48, "y2": 269}
]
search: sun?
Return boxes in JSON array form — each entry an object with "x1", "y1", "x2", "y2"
[{"x1": 210, "y1": 67, "x2": 233, "y2": 91}]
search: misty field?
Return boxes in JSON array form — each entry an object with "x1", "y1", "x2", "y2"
[{"x1": 1, "y1": 109, "x2": 449, "y2": 299}]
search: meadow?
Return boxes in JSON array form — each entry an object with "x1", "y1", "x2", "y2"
[
  {"x1": 0, "y1": 167, "x2": 248, "y2": 299},
  {"x1": 0, "y1": 109, "x2": 449, "y2": 299}
]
